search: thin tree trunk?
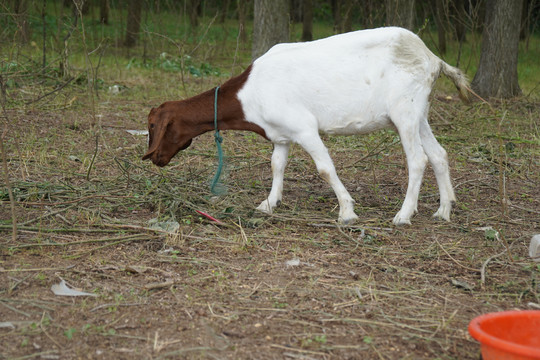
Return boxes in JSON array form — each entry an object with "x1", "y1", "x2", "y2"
[
  {"x1": 187, "y1": 0, "x2": 200, "y2": 30},
  {"x1": 435, "y1": 0, "x2": 447, "y2": 54},
  {"x1": 42, "y1": 0, "x2": 47, "y2": 73},
  {"x1": 472, "y1": 0, "x2": 523, "y2": 98},
  {"x1": 453, "y1": 0, "x2": 467, "y2": 42},
  {"x1": 301, "y1": 0, "x2": 313, "y2": 41},
  {"x1": 385, "y1": 0, "x2": 416, "y2": 30},
  {"x1": 220, "y1": 0, "x2": 231, "y2": 23},
  {"x1": 13, "y1": 0, "x2": 30, "y2": 43},
  {"x1": 342, "y1": 0, "x2": 354, "y2": 33},
  {"x1": 331, "y1": 0, "x2": 341, "y2": 33},
  {"x1": 100, "y1": 0, "x2": 109, "y2": 24},
  {"x1": 125, "y1": 0, "x2": 142, "y2": 47},
  {"x1": 237, "y1": 0, "x2": 247, "y2": 44}
]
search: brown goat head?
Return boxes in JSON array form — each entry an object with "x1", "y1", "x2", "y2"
[{"x1": 142, "y1": 104, "x2": 194, "y2": 167}]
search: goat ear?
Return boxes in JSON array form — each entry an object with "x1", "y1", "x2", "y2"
[
  {"x1": 142, "y1": 149, "x2": 154, "y2": 160},
  {"x1": 142, "y1": 117, "x2": 169, "y2": 160}
]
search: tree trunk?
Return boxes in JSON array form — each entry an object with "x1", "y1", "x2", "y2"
[
  {"x1": 252, "y1": 0, "x2": 289, "y2": 60},
  {"x1": 471, "y1": 0, "x2": 523, "y2": 99},
  {"x1": 237, "y1": 0, "x2": 247, "y2": 44},
  {"x1": 125, "y1": 0, "x2": 142, "y2": 47},
  {"x1": 331, "y1": 0, "x2": 341, "y2": 33},
  {"x1": 301, "y1": 0, "x2": 313, "y2": 41},
  {"x1": 290, "y1": 0, "x2": 302, "y2": 23},
  {"x1": 452, "y1": 0, "x2": 467, "y2": 42},
  {"x1": 385, "y1": 0, "x2": 416, "y2": 30},
  {"x1": 187, "y1": 0, "x2": 200, "y2": 30},
  {"x1": 435, "y1": 0, "x2": 447, "y2": 54},
  {"x1": 13, "y1": 0, "x2": 30, "y2": 43},
  {"x1": 100, "y1": 0, "x2": 110, "y2": 24},
  {"x1": 342, "y1": 0, "x2": 354, "y2": 33},
  {"x1": 520, "y1": 0, "x2": 530, "y2": 40},
  {"x1": 220, "y1": 0, "x2": 231, "y2": 24}
]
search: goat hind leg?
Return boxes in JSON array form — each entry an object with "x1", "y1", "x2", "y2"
[
  {"x1": 392, "y1": 120, "x2": 428, "y2": 225},
  {"x1": 420, "y1": 119, "x2": 455, "y2": 221},
  {"x1": 257, "y1": 143, "x2": 290, "y2": 214}
]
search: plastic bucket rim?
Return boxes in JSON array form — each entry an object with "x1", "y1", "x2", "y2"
[{"x1": 468, "y1": 310, "x2": 540, "y2": 358}]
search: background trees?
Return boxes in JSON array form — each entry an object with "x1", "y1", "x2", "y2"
[
  {"x1": 252, "y1": 0, "x2": 289, "y2": 59},
  {"x1": 472, "y1": 0, "x2": 524, "y2": 98},
  {"x1": 3, "y1": 0, "x2": 539, "y2": 99}
]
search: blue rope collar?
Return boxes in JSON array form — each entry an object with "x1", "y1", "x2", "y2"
[{"x1": 210, "y1": 86, "x2": 224, "y2": 194}]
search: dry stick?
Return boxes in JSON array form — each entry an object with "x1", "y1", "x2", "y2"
[
  {"x1": 0, "y1": 266, "x2": 75, "y2": 273},
  {"x1": 86, "y1": 134, "x2": 99, "y2": 181},
  {"x1": 8, "y1": 233, "x2": 151, "y2": 250},
  {"x1": 40, "y1": 311, "x2": 63, "y2": 350},
  {"x1": 0, "y1": 76, "x2": 17, "y2": 242},
  {"x1": 0, "y1": 224, "x2": 136, "y2": 234},
  {"x1": 25, "y1": 76, "x2": 74, "y2": 105},
  {"x1": 20, "y1": 203, "x2": 78, "y2": 226},
  {"x1": 496, "y1": 111, "x2": 512, "y2": 261},
  {"x1": 480, "y1": 250, "x2": 508, "y2": 289},
  {"x1": 68, "y1": 236, "x2": 153, "y2": 259},
  {"x1": 435, "y1": 238, "x2": 481, "y2": 273}
]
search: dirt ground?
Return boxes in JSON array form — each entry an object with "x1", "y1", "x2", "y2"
[{"x1": 1, "y1": 81, "x2": 539, "y2": 359}]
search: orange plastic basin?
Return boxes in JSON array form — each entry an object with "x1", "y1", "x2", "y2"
[{"x1": 469, "y1": 310, "x2": 540, "y2": 360}]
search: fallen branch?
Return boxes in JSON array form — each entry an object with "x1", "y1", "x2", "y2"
[
  {"x1": 480, "y1": 250, "x2": 508, "y2": 289},
  {"x1": 7, "y1": 233, "x2": 152, "y2": 250}
]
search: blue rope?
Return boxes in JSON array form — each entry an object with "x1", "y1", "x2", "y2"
[{"x1": 210, "y1": 86, "x2": 224, "y2": 194}]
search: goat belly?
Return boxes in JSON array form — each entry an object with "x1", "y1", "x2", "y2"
[{"x1": 320, "y1": 115, "x2": 392, "y2": 135}]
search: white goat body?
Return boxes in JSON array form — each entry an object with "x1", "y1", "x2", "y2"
[{"x1": 237, "y1": 27, "x2": 469, "y2": 225}]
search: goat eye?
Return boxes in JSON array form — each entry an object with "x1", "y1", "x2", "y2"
[{"x1": 150, "y1": 124, "x2": 155, "y2": 129}]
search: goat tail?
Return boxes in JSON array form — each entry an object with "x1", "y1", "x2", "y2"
[{"x1": 441, "y1": 62, "x2": 470, "y2": 103}]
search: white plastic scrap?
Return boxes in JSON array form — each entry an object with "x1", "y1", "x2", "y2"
[
  {"x1": 148, "y1": 218, "x2": 180, "y2": 234},
  {"x1": 285, "y1": 258, "x2": 301, "y2": 267},
  {"x1": 285, "y1": 258, "x2": 314, "y2": 268},
  {"x1": 51, "y1": 279, "x2": 97, "y2": 297},
  {"x1": 126, "y1": 130, "x2": 148, "y2": 136},
  {"x1": 530, "y1": 234, "x2": 540, "y2": 262}
]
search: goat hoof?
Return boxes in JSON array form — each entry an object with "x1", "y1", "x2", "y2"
[
  {"x1": 432, "y1": 212, "x2": 451, "y2": 222},
  {"x1": 256, "y1": 201, "x2": 273, "y2": 214},
  {"x1": 433, "y1": 204, "x2": 452, "y2": 222},
  {"x1": 392, "y1": 213, "x2": 412, "y2": 226},
  {"x1": 339, "y1": 213, "x2": 359, "y2": 225}
]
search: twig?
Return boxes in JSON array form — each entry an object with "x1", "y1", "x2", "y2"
[
  {"x1": 0, "y1": 224, "x2": 137, "y2": 233},
  {"x1": 86, "y1": 134, "x2": 99, "y2": 181},
  {"x1": 8, "y1": 233, "x2": 152, "y2": 250},
  {"x1": 68, "y1": 235, "x2": 153, "y2": 259},
  {"x1": 20, "y1": 203, "x2": 78, "y2": 226},
  {"x1": 40, "y1": 311, "x2": 63, "y2": 349},
  {"x1": 480, "y1": 250, "x2": 508, "y2": 288},
  {"x1": 25, "y1": 76, "x2": 74, "y2": 105},
  {"x1": 435, "y1": 238, "x2": 480, "y2": 273},
  {"x1": 90, "y1": 302, "x2": 146, "y2": 312},
  {"x1": 0, "y1": 299, "x2": 31, "y2": 317},
  {"x1": 0, "y1": 74, "x2": 17, "y2": 242},
  {"x1": 0, "y1": 266, "x2": 75, "y2": 273}
]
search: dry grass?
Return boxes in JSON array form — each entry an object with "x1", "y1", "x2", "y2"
[{"x1": 1, "y1": 67, "x2": 539, "y2": 359}]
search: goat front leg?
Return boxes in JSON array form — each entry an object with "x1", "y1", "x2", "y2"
[
  {"x1": 392, "y1": 121, "x2": 428, "y2": 225},
  {"x1": 257, "y1": 143, "x2": 290, "y2": 214},
  {"x1": 297, "y1": 134, "x2": 358, "y2": 224}
]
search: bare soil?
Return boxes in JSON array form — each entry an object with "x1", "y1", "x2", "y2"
[{"x1": 1, "y1": 84, "x2": 539, "y2": 359}]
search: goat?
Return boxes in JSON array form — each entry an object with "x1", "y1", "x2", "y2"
[{"x1": 142, "y1": 27, "x2": 469, "y2": 225}]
